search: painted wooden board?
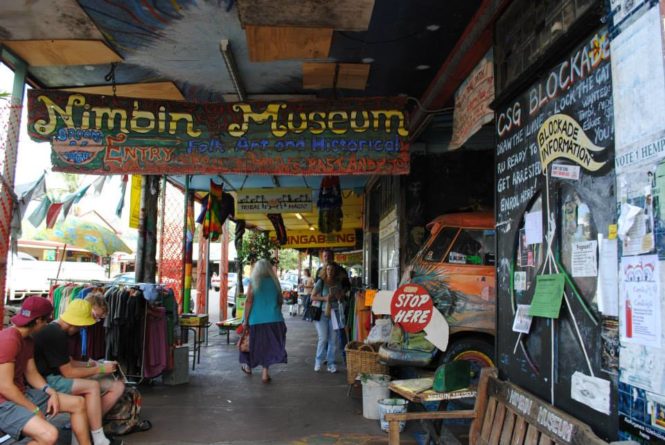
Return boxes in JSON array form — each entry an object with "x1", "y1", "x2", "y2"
[
  {"x1": 246, "y1": 25, "x2": 332, "y2": 62},
  {"x1": 27, "y1": 90, "x2": 410, "y2": 175},
  {"x1": 3, "y1": 40, "x2": 122, "y2": 66},
  {"x1": 0, "y1": 0, "x2": 103, "y2": 40},
  {"x1": 337, "y1": 63, "x2": 371, "y2": 90},
  {"x1": 63, "y1": 82, "x2": 184, "y2": 101},
  {"x1": 236, "y1": 0, "x2": 375, "y2": 32},
  {"x1": 303, "y1": 63, "x2": 336, "y2": 90}
]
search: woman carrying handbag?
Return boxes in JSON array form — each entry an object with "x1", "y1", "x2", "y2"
[{"x1": 238, "y1": 259, "x2": 288, "y2": 383}]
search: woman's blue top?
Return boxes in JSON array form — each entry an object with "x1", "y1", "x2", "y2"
[{"x1": 248, "y1": 278, "x2": 284, "y2": 325}]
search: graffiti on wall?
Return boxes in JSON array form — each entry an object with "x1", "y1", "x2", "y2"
[{"x1": 27, "y1": 90, "x2": 410, "y2": 175}]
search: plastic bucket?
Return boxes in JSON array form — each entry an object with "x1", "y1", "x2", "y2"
[
  {"x1": 361, "y1": 374, "x2": 391, "y2": 419},
  {"x1": 378, "y1": 398, "x2": 408, "y2": 432}
]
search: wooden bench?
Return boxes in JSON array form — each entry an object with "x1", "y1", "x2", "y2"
[
  {"x1": 386, "y1": 367, "x2": 612, "y2": 445},
  {"x1": 216, "y1": 318, "x2": 242, "y2": 344}
]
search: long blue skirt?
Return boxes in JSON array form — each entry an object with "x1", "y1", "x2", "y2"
[{"x1": 239, "y1": 321, "x2": 288, "y2": 369}]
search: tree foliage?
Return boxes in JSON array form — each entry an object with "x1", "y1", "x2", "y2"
[{"x1": 238, "y1": 231, "x2": 279, "y2": 265}]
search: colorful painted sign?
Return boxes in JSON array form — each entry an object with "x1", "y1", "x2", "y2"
[
  {"x1": 269, "y1": 229, "x2": 357, "y2": 249},
  {"x1": 449, "y1": 50, "x2": 495, "y2": 150},
  {"x1": 27, "y1": 90, "x2": 410, "y2": 175},
  {"x1": 235, "y1": 188, "x2": 312, "y2": 216},
  {"x1": 391, "y1": 284, "x2": 434, "y2": 333},
  {"x1": 537, "y1": 114, "x2": 607, "y2": 172}
]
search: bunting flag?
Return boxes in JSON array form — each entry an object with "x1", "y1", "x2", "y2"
[
  {"x1": 46, "y1": 202, "x2": 64, "y2": 228},
  {"x1": 267, "y1": 213, "x2": 287, "y2": 245},
  {"x1": 116, "y1": 175, "x2": 128, "y2": 218},
  {"x1": 203, "y1": 180, "x2": 223, "y2": 241},
  {"x1": 92, "y1": 176, "x2": 107, "y2": 195},
  {"x1": 61, "y1": 184, "x2": 91, "y2": 219},
  {"x1": 12, "y1": 173, "x2": 47, "y2": 240},
  {"x1": 28, "y1": 196, "x2": 52, "y2": 227}
]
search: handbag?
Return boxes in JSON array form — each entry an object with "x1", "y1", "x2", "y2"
[
  {"x1": 238, "y1": 331, "x2": 250, "y2": 352},
  {"x1": 303, "y1": 304, "x2": 322, "y2": 322}
]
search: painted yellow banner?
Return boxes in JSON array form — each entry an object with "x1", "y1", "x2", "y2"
[
  {"x1": 270, "y1": 229, "x2": 357, "y2": 249},
  {"x1": 537, "y1": 114, "x2": 607, "y2": 172},
  {"x1": 129, "y1": 175, "x2": 142, "y2": 229},
  {"x1": 236, "y1": 188, "x2": 312, "y2": 217}
]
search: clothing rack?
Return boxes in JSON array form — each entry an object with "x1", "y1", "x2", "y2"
[{"x1": 49, "y1": 279, "x2": 172, "y2": 383}]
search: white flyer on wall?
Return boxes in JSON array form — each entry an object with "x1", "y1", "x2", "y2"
[
  {"x1": 514, "y1": 271, "x2": 527, "y2": 292},
  {"x1": 620, "y1": 254, "x2": 661, "y2": 348},
  {"x1": 524, "y1": 211, "x2": 542, "y2": 245},
  {"x1": 571, "y1": 372, "x2": 611, "y2": 415},
  {"x1": 571, "y1": 241, "x2": 597, "y2": 277},
  {"x1": 596, "y1": 235, "x2": 619, "y2": 316},
  {"x1": 512, "y1": 304, "x2": 533, "y2": 334}
]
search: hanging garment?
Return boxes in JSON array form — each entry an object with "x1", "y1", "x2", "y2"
[
  {"x1": 203, "y1": 181, "x2": 224, "y2": 241},
  {"x1": 267, "y1": 213, "x2": 287, "y2": 245},
  {"x1": 317, "y1": 176, "x2": 343, "y2": 233}
]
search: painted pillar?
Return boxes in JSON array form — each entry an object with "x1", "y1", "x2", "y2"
[
  {"x1": 182, "y1": 175, "x2": 193, "y2": 313},
  {"x1": 0, "y1": 52, "x2": 26, "y2": 325},
  {"x1": 136, "y1": 175, "x2": 160, "y2": 284},
  {"x1": 219, "y1": 221, "x2": 229, "y2": 321},
  {"x1": 196, "y1": 229, "x2": 208, "y2": 314}
]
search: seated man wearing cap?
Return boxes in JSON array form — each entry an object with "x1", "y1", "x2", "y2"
[
  {"x1": 0, "y1": 296, "x2": 91, "y2": 445},
  {"x1": 33, "y1": 299, "x2": 124, "y2": 445}
]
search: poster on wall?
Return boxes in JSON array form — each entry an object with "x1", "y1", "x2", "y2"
[
  {"x1": 611, "y1": 6, "x2": 665, "y2": 154},
  {"x1": 571, "y1": 240, "x2": 598, "y2": 277},
  {"x1": 619, "y1": 254, "x2": 661, "y2": 348}
]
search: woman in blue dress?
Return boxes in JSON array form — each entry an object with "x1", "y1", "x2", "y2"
[{"x1": 239, "y1": 259, "x2": 287, "y2": 383}]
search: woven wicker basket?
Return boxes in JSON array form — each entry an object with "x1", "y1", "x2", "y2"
[{"x1": 344, "y1": 341, "x2": 388, "y2": 384}]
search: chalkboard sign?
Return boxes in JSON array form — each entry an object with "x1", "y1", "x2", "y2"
[{"x1": 495, "y1": 28, "x2": 617, "y2": 439}]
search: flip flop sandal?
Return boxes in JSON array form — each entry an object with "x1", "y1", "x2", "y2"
[
  {"x1": 241, "y1": 364, "x2": 252, "y2": 375},
  {"x1": 262, "y1": 376, "x2": 272, "y2": 384}
]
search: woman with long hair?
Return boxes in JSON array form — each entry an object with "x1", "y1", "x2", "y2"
[
  {"x1": 239, "y1": 259, "x2": 287, "y2": 383},
  {"x1": 310, "y1": 263, "x2": 342, "y2": 373}
]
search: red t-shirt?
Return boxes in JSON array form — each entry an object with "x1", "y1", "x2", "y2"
[{"x1": 0, "y1": 327, "x2": 33, "y2": 403}]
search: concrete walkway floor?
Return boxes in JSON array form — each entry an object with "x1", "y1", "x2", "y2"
[{"x1": 129, "y1": 311, "x2": 409, "y2": 445}]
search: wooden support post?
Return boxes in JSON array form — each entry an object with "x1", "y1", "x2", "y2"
[{"x1": 136, "y1": 175, "x2": 160, "y2": 284}]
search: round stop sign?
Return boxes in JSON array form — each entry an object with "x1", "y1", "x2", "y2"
[{"x1": 390, "y1": 284, "x2": 433, "y2": 333}]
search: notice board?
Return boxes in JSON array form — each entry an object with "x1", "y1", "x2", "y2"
[{"x1": 494, "y1": 28, "x2": 617, "y2": 439}]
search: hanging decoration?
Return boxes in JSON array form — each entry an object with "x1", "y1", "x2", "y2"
[
  {"x1": 267, "y1": 213, "x2": 287, "y2": 245},
  {"x1": 203, "y1": 180, "x2": 224, "y2": 241},
  {"x1": 317, "y1": 176, "x2": 343, "y2": 234}
]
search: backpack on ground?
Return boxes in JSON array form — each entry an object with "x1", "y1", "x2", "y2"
[{"x1": 103, "y1": 385, "x2": 152, "y2": 436}]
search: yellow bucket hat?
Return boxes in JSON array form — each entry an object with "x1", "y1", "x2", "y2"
[{"x1": 61, "y1": 299, "x2": 96, "y2": 327}]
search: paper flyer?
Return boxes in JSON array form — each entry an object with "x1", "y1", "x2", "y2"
[
  {"x1": 597, "y1": 236, "x2": 619, "y2": 316},
  {"x1": 514, "y1": 271, "x2": 527, "y2": 292},
  {"x1": 620, "y1": 255, "x2": 661, "y2": 348},
  {"x1": 571, "y1": 372, "x2": 611, "y2": 415},
  {"x1": 512, "y1": 304, "x2": 533, "y2": 333},
  {"x1": 571, "y1": 240, "x2": 598, "y2": 277},
  {"x1": 525, "y1": 211, "x2": 542, "y2": 245}
]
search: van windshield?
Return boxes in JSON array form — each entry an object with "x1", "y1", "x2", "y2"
[
  {"x1": 446, "y1": 229, "x2": 496, "y2": 265},
  {"x1": 423, "y1": 227, "x2": 458, "y2": 262}
]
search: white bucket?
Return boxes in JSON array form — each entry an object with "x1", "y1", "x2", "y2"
[
  {"x1": 378, "y1": 398, "x2": 408, "y2": 432},
  {"x1": 361, "y1": 374, "x2": 391, "y2": 419}
]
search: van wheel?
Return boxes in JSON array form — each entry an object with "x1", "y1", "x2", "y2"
[{"x1": 439, "y1": 337, "x2": 494, "y2": 382}]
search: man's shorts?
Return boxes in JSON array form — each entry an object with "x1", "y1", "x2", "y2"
[
  {"x1": 0, "y1": 388, "x2": 49, "y2": 440},
  {"x1": 47, "y1": 374, "x2": 116, "y2": 395}
]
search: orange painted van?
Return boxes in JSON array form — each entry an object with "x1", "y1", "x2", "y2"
[{"x1": 400, "y1": 212, "x2": 496, "y2": 369}]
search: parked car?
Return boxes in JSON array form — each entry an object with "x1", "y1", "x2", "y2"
[
  {"x1": 380, "y1": 212, "x2": 496, "y2": 375},
  {"x1": 111, "y1": 272, "x2": 135, "y2": 285}
]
